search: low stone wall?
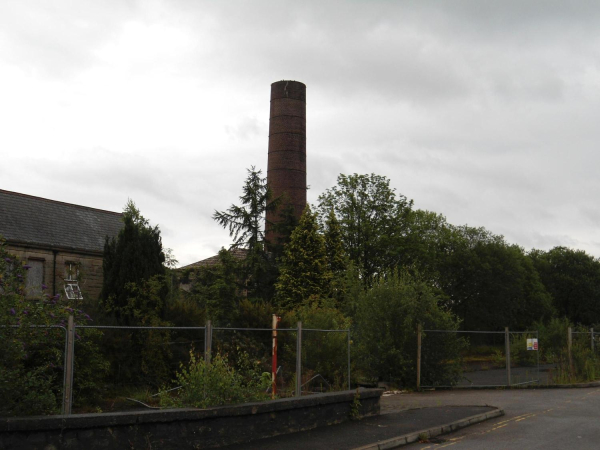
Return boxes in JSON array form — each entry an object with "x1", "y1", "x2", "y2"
[{"x1": 0, "y1": 389, "x2": 383, "y2": 449}]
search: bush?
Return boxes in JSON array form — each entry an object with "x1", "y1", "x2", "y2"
[
  {"x1": 159, "y1": 350, "x2": 270, "y2": 408},
  {"x1": 535, "y1": 317, "x2": 570, "y2": 363},
  {"x1": 354, "y1": 269, "x2": 465, "y2": 388},
  {"x1": 283, "y1": 300, "x2": 352, "y2": 390}
]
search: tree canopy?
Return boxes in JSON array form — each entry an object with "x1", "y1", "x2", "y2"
[
  {"x1": 530, "y1": 247, "x2": 600, "y2": 326},
  {"x1": 275, "y1": 205, "x2": 331, "y2": 310},
  {"x1": 317, "y1": 173, "x2": 413, "y2": 284},
  {"x1": 101, "y1": 200, "x2": 166, "y2": 322}
]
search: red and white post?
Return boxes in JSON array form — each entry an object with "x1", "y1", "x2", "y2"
[{"x1": 272, "y1": 314, "x2": 281, "y2": 398}]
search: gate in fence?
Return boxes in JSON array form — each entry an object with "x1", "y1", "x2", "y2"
[{"x1": 417, "y1": 327, "x2": 540, "y2": 389}]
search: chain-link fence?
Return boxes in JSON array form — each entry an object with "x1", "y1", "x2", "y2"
[
  {"x1": 12, "y1": 318, "x2": 351, "y2": 415},
  {"x1": 509, "y1": 331, "x2": 540, "y2": 386},
  {"x1": 0, "y1": 325, "x2": 68, "y2": 414},
  {"x1": 73, "y1": 324, "x2": 207, "y2": 412},
  {"x1": 301, "y1": 329, "x2": 351, "y2": 394},
  {"x1": 419, "y1": 328, "x2": 541, "y2": 388}
]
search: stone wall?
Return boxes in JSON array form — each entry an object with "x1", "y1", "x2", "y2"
[
  {"x1": 0, "y1": 389, "x2": 383, "y2": 450},
  {"x1": 6, "y1": 244, "x2": 104, "y2": 302}
]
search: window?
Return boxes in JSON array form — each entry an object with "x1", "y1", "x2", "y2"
[
  {"x1": 64, "y1": 262, "x2": 83, "y2": 300},
  {"x1": 65, "y1": 262, "x2": 79, "y2": 281},
  {"x1": 64, "y1": 283, "x2": 83, "y2": 300},
  {"x1": 26, "y1": 259, "x2": 44, "y2": 298}
]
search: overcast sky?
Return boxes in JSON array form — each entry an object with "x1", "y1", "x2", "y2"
[{"x1": 2, "y1": 0, "x2": 600, "y2": 266}]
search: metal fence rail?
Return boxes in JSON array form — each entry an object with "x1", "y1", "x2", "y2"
[
  {"x1": 8, "y1": 318, "x2": 351, "y2": 415},
  {"x1": 418, "y1": 327, "x2": 540, "y2": 389},
  {"x1": 1, "y1": 324, "x2": 70, "y2": 413}
]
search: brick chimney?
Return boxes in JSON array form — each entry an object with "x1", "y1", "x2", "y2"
[{"x1": 265, "y1": 80, "x2": 306, "y2": 245}]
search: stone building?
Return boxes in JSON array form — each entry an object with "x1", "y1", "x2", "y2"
[{"x1": 0, "y1": 189, "x2": 123, "y2": 301}]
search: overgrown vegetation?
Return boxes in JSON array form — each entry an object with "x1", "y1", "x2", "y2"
[
  {"x1": 5, "y1": 167, "x2": 600, "y2": 416},
  {"x1": 159, "y1": 350, "x2": 270, "y2": 408},
  {"x1": 0, "y1": 237, "x2": 108, "y2": 416}
]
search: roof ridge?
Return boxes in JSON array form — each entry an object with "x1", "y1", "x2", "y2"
[{"x1": 0, "y1": 189, "x2": 122, "y2": 216}]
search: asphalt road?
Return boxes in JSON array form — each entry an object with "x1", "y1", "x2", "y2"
[
  {"x1": 455, "y1": 364, "x2": 555, "y2": 387},
  {"x1": 382, "y1": 388, "x2": 600, "y2": 449}
]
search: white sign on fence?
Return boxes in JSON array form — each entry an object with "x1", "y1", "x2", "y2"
[{"x1": 527, "y1": 338, "x2": 538, "y2": 351}]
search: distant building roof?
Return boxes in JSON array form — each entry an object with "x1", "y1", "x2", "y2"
[
  {"x1": 0, "y1": 189, "x2": 123, "y2": 254},
  {"x1": 179, "y1": 247, "x2": 247, "y2": 270}
]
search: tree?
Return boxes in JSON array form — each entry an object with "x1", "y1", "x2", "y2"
[
  {"x1": 100, "y1": 201, "x2": 174, "y2": 387},
  {"x1": 323, "y1": 209, "x2": 349, "y2": 306},
  {"x1": 354, "y1": 270, "x2": 464, "y2": 387},
  {"x1": 436, "y1": 227, "x2": 554, "y2": 331},
  {"x1": 213, "y1": 167, "x2": 273, "y2": 251},
  {"x1": 275, "y1": 205, "x2": 331, "y2": 310},
  {"x1": 182, "y1": 248, "x2": 241, "y2": 326},
  {"x1": 530, "y1": 247, "x2": 600, "y2": 326},
  {"x1": 213, "y1": 167, "x2": 282, "y2": 301},
  {"x1": 101, "y1": 200, "x2": 166, "y2": 322},
  {"x1": 317, "y1": 173, "x2": 413, "y2": 284}
]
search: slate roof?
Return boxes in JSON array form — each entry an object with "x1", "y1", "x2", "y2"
[
  {"x1": 0, "y1": 189, "x2": 123, "y2": 254},
  {"x1": 179, "y1": 248, "x2": 248, "y2": 270}
]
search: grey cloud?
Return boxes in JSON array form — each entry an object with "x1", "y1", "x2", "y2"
[{"x1": 0, "y1": 1, "x2": 137, "y2": 78}]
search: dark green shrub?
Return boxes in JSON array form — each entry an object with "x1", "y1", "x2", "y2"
[
  {"x1": 354, "y1": 270, "x2": 465, "y2": 388},
  {"x1": 159, "y1": 350, "x2": 270, "y2": 408}
]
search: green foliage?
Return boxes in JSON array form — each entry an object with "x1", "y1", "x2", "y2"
[
  {"x1": 159, "y1": 350, "x2": 270, "y2": 408},
  {"x1": 510, "y1": 334, "x2": 537, "y2": 367},
  {"x1": 235, "y1": 298, "x2": 275, "y2": 329},
  {"x1": 530, "y1": 247, "x2": 600, "y2": 326},
  {"x1": 349, "y1": 388, "x2": 361, "y2": 420},
  {"x1": 212, "y1": 167, "x2": 280, "y2": 301},
  {"x1": 317, "y1": 173, "x2": 413, "y2": 285},
  {"x1": 436, "y1": 228, "x2": 554, "y2": 331},
  {"x1": 535, "y1": 317, "x2": 570, "y2": 363},
  {"x1": 0, "y1": 237, "x2": 108, "y2": 415},
  {"x1": 284, "y1": 300, "x2": 351, "y2": 388},
  {"x1": 275, "y1": 205, "x2": 331, "y2": 310},
  {"x1": 354, "y1": 270, "x2": 465, "y2": 387},
  {"x1": 323, "y1": 209, "x2": 349, "y2": 307},
  {"x1": 101, "y1": 199, "x2": 166, "y2": 323},
  {"x1": 101, "y1": 274, "x2": 173, "y2": 388},
  {"x1": 100, "y1": 201, "x2": 175, "y2": 389},
  {"x1": 213, "y1": 167, "x2": 273, "y2": 251},
  {"x1": 182, "y1": 248, "x2": 241, "y2": 326}
]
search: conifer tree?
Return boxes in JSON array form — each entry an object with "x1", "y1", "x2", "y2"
[
  {"x1": 275, "y1": 205, "x2": 332, "y2": 310},
  {"x1": 101, "y1": 200, "x2": 166, "y2": 322},
  {"x1": 213, "y1": 167, "x2": 279, "y2": 301}
]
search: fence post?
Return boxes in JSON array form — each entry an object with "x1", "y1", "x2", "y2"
[
  {"x1": 536, "y1": 330, "x2": 540, "y2": 384},
  {"x1": 296, "y1": 321, "x2": 302, "y2": 398},
  {"x1": 568, "y1": 326, "x2": 573, "y2": 378},
  {"x1": 505, "y1": 327, "x2": 511, "y2": 387},
  {"x1": 63, "y1": 315, "x2": 75, "y2": 415},
  {"x1": 416, "y1": 324, "x2": 422, "y2": 391},
  {"x1": 204, "y1": 320, "x2": 212, "y2": 365},
  {"x1": 347, "y1": 330, "x2": 351, "y2": 390},
  {"x1": 592, "y1": 328, "x2": 595, "y2": 352},
  {"x1": 271, "y1": 315, "x2": 280, "y2": 398}
]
